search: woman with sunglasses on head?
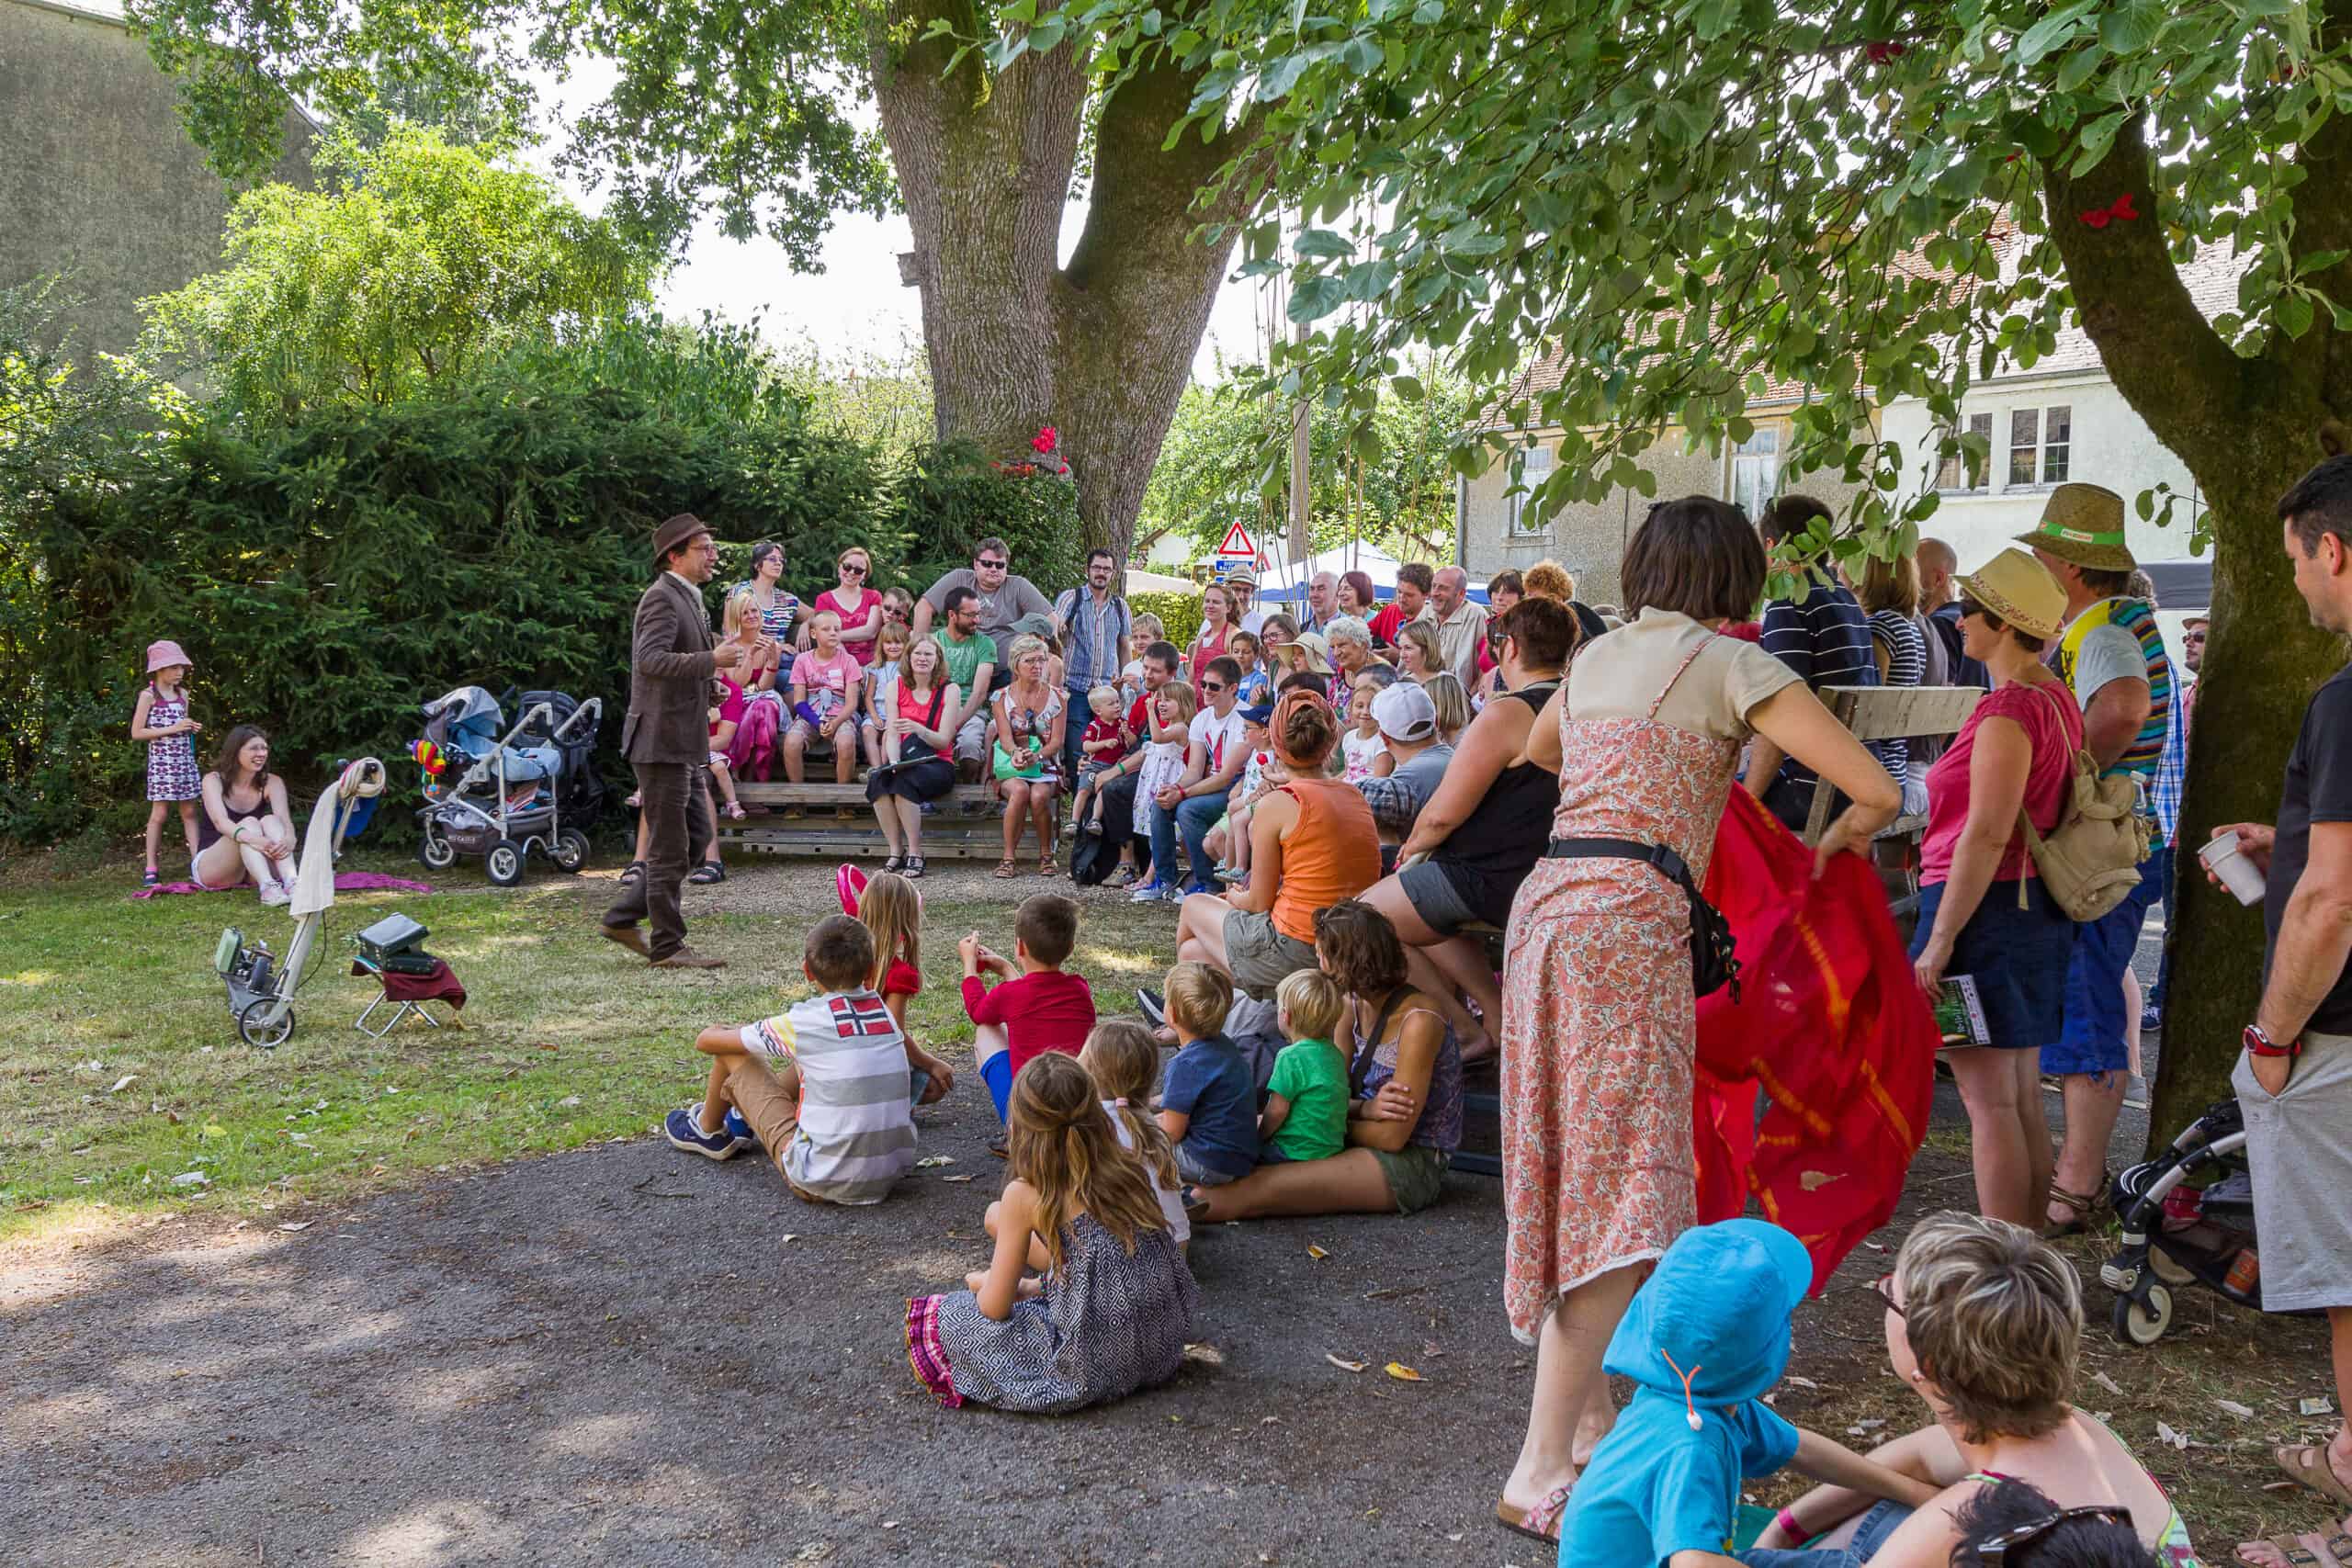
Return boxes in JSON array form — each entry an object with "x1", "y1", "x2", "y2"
[
  {"x1": 731, "y1": 541, "x2": 802, "y2": 647},
  {"x1": 1903, "y1": 549, "x2": 2084, "y2": 1230},
  {"x1": 1741, "y1": 1213, "x2": 2195, "y2": 1568},
  {"x1": 809, "y1": 545, "x2": 886, "y2": 667}
]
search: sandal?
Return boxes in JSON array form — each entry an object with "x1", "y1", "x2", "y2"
[
  {"x1": 882, "y1": 855, "x2": 905, "y2": 874},
  {"x1": 1110, "y1": 863, "x2": 1138, "y2": 887},
  {"x1": 1038, "y1": 853, "x2": 1057, "y2": 876},
  {"x1": 2041, "y1": 1169, "x2": 2112, "y2": 1238},
  {"x1": 619, "y1": 861, "x2": 645, "y2": 886},
  {"x1": 992, "y1": 859, "x2": 1020, "y2": 879},
  {"x1": 2242, "y1": 1531, "x2": 2352, "y2": 1566},
  {"x1": 905, "y1": 856, "x2": 926, "y2": 880},
  {"x1": 1495, "y1": 1483, "x2": 1573, "y2": 1546},
  {"x1": 2277, "y1": 1444, "x2": 2352, "y2": 1509},
  {"x1": 724, "y1": 802, "x2": 746, "y2": 820},
  {"x1": 687, "y1": 861, "x2": 726, "y2": 885},
  {"x1": 141, "y1": 868, "x2": 160, "y2": 887}
]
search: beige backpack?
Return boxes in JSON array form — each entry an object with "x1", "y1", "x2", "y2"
[{"x1": 2014, "y1": 682, "x2": 2153, "y2": 921}]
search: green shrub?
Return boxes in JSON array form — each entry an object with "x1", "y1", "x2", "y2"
[{"x1": 1128, "y1": 590, "x2": 1204, "y2": 651}]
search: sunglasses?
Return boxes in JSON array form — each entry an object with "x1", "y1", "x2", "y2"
[
  {"x1": 1872, "y1": 1273, "x2": 1905, "y2": 1318},
  {"x1": 1967, "y1": 1505, "x2": 2134, "y2": 1563},
  {"x1": 1200, "y1": 682, "x2": 1227, "y2": 694},
  {"x1": 842, "y1": 562, "x2": 868, "y2": 576},
  {"x1": 977, "y1": 558, "x2": 1009, "y2": 570}
]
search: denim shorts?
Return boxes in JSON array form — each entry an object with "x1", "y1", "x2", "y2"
[
  {"x1": 1740, "y1": 1499, "x2": 1911, "y2": 1566},
  {"x1": 2042, "y1": 842, "x2": 2168, "y2": 1078},
  {"x1": 1910, "y1": 877, "x2": 2072, "y2": 1050}
]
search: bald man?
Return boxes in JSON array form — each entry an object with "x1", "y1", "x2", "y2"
[
  {"x1": 1428, "y1": 566, "x2": 1489, "y2": 684},
  {"x1": 1919, "y1": 536, "x2": 1986, "y2": 688}
]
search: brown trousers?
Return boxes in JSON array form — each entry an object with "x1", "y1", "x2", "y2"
[{"x1": 602, "y1": 761, "x2": 713, "y2": 960}]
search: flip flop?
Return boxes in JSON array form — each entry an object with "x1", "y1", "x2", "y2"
[
  {"x1": 1496, "y1": 1483, "x2": 1572, "y2": 1546},
  {"x1": 2240, "y1": 1532, "x2": 2352, "y2": 1566},
  {"x1": 2277, "y1": 1444, "x2": 2352, "y2": 1509}
]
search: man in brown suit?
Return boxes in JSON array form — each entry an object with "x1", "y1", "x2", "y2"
[{"x1": 602, "y1": 513, "x2": 749, "y2": 968}]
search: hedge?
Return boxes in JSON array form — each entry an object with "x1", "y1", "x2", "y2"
[
  {"x1": 3, "y1": 387, "x2": 1083, "y2": 847},
  {"x1": 1127, "y1": 590, "x2": 1204, "y2": 652}
]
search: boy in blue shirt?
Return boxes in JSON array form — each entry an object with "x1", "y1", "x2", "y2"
[
  {"x1": 1556, "y1": 1219, "x2": 1936, "y2": 1567},
  {"x1": 1153, "y1": 961, "x2": 1259, "y2": 1190}
]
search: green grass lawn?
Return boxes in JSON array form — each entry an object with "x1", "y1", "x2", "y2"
[{"x1": 0, "y1": 852, "x2": 1180, "y2": 1242}]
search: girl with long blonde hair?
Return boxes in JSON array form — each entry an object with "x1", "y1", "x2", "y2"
[
  {"x1": 1080, "y1": 1019, "x2": 1189, "y2": 1249},
  {"x1": 856, "y1": 870, "x2": 955, "y2": 1105}
]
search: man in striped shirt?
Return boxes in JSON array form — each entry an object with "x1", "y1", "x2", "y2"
[
  {"x1": 663, "y1": 915, "x2": 920, "y2": 1205},
  {"x1": 2024, "y1": 483, "x2": 2178, "y2": 1238},
  {"x1": 1745, "y1": 495, "x2": 1882, "y2": 831}
]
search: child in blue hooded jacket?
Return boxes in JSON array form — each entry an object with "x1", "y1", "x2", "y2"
[{"x1": 1555, "y1": 1219, "x2": 1939, "y2": 1568}]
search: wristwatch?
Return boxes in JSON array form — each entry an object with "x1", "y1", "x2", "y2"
[{"x1": 2244, "y1": 1023, "x2": 2303, "y2": 1059}]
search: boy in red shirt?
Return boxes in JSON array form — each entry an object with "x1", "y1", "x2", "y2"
[
  {"x1": 960, "y1": 893, "x2": 1096, "y2": 1125},
  {"x1": 1069, "y1": 685, "x2": 1131, "y2": 838}
]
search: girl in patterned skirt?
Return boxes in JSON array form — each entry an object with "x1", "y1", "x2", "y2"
[
  {"x1": 906, "y1": 1053, "x2": 1198, "y2": 1414},
  {"x1": 130, "y1": 639, "x2": 203, "y2": 887}
]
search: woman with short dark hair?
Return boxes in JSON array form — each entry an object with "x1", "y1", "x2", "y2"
[{"x1": 1494, "y1": 496, "x2": 1901, "y2": 1544}]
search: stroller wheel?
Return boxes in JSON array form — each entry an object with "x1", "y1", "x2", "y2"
[
  {"x1": 237, "y1": 998, "x2": 294, "y2": 1050},
  {"x1": 551, "y1": 828, "x2": 591, "y2": 874},
  {"x1": 2110, "y1": 1283, "x2": 2174, "y2": 1347},
  {"x1": 417, "y1": 832, "x2": 458, "y2": 871},
  {"x1": 485, "y1": 838, "x2": 526, "y2": 887}
]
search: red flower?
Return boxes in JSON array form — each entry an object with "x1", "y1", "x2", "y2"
[
  {"x1": 2110, "y1": 192, "x2": 2139, "y2": 220},
  {"x1": 1031, "y1": 425, "x2": 1058, "y2": 454},
  {"x1": 2078, "y1": 193, "x2": 2141, "y2": 229},
  {"x1": 1864, "y1": 40, "x2": 1905, "y2": 63},
  {"x1": 2081, "y1": 208, "x2": 2110, "y2": 229}
]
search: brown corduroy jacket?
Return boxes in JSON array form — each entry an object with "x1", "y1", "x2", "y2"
[{"x1": 620, "y1": 573, "x2": 718, "y2": 765}]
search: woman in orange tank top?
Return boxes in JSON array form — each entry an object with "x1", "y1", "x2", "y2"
[{"x1": 1172, "y1": 690, "x2": 1381, "y2": 1004}]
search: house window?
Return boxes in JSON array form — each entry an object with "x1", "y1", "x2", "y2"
[
  {"x1": 1508, "y1": 445, "x2": 1555, "y2": 536},
  {"x1": 1937, "y1": 412, "x2": 1994, "y2": 491},
  {"x1": 1731, "y1": 426, "x2": 1780, "y2": 520},
  {"x1": 2042, "y1": 405, "x2": 2071, "y2": 484},
  {"x1": 2009, "y1": 409, "x2": 2041, "y2": 488}
]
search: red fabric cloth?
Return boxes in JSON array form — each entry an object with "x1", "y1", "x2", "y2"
[
  {"x1": 1367, "y1": 604, "x2": 1406, "y2": 647},
  {"x1": 135, "y1": 872, "x2": 432, "y2": 900},
  {"x1": 960, "y1": 969, "x2": 1096, "y2": 1077},
  {"x1": 352, "y1": 958, "x2": 467, "y2": 1009},
  {"x1": 1692, "y1": 786, "x2": 1935, "y2": 1293}
]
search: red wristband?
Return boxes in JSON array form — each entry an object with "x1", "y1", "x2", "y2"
[{"x1": 1778, "y1": 1507, "x2": 1806, "y2": 1542}]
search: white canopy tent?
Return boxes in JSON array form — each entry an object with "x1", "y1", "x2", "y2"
[{"x1": 1251, "y1": 541, "x2": 1404, "y2": 603}]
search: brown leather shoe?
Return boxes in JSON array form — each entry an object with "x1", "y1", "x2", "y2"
[
  {"x1": 650, "y1": 946, "x2": 727, "y2": 970},
  {"x1": 600, "y1": 922, "x2": 651, "y2": 959}
]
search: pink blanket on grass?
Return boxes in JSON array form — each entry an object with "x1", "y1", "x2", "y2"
[{"x1": 133, "y1": 872, "x2": 433, "y2": 900}]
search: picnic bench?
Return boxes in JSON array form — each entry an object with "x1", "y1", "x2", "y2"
[{"x1": 719, "y1": 780, "x2": 1010, "y2": 860}]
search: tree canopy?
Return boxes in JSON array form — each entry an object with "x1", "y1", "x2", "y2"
[{"x1": 139, "y1": 128, "x2": 655, "y2": 423}]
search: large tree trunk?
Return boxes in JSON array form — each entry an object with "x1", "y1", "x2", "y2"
[
  {"x1": 2043, "y1": 116, "x2": 2352, "y2": 1145},
  {"x1": 870, "y1": 13, "x2": 1260, "y2": 568}
]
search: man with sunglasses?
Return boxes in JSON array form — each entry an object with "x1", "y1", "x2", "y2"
[
  {"x1": 911, "y1": 536, "x2": 1055, "y2": 667},
  {"x1": 1146, "y1": 655, "x2": 1250, "y2": 898}
]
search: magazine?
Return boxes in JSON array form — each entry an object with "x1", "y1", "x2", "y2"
[{"x1": 1934, "y1": 974, "x2": 1991, "y2": 1048}]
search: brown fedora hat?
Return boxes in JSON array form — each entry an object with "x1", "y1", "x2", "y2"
[
  {"x1": 2013, "y1": 482, "x2": 2135, "y2": 573},
  {"x1": 651, "y1": 512, "x2": 711, "y2": 564}
]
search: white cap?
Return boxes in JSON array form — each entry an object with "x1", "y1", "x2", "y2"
[{"x1": 1371, "y1": 680, "x2": 1437, "y2": 743}]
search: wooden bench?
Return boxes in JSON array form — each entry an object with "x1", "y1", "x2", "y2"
[{"x1": 719, "y1": 781, "x2": 1012, "y2": 861}]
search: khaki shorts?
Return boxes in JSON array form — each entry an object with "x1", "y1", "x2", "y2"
[
  {"x1": 1368, "y1": 1144, "x2": 1451, "y2": 1215},
  {"x1": 724, "y1": 1057, "x2": 824, "y2": 1203},
  {"x1": 1222, "y1": 908, "x2": 1318, "y2": 1001}
]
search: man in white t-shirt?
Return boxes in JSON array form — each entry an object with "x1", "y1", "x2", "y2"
[{"x1": 1148, "y1": 654, "x2": 1249, "y2": 895}]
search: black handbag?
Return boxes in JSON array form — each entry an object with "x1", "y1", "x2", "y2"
[{"x1": 1544, "y1": 837, "x2": 1742, "y2": 1002}]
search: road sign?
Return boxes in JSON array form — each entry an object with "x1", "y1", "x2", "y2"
[{"x1": 1215, "y1": 521, "x2": 1257, "y2": 559}]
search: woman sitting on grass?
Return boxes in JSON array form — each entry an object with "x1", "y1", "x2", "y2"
[
  {"x1": 190, "y1": 725, "x2": 299, "y2": 904},
  {"x1": 1741, "y1": 1213, "x2": 2198, "y2": 1567},
  {"x1": 1185, "y1": 899, "x2": 1461, "y2": 1222}
]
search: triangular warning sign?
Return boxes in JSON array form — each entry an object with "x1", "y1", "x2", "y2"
[{"x1": 1215, "y1": 520, "x2": 1257, "y2": 558}]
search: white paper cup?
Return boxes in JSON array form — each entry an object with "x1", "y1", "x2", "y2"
[{"x1": 2199, "y1": 832, "x2": 2266, "y2": 906}]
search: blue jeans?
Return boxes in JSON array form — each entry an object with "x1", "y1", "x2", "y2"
[
  {"x1": 1148, "y1": 787, "x2": 1230, "y2": 892},
  {"x1": 1740, "y1": 1499, "x2": 1911, "y2": 1566},
  {"x1": 1063, "y1": 683, "x2": 1094, "y2": 783}
]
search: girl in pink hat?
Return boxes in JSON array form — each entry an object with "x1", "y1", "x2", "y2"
[{"x1": 130, "y1": 640, "x2": 202, "y2": 887}]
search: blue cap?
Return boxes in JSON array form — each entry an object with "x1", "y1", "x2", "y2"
[
  {"x1": 1238, "y1": 701, "x2": 1275, "y2": 725},
  {"x1": 1603, "y1": 1219, "x2": 1814, "y2": 1405}
]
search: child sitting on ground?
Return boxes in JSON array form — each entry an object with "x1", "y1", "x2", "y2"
[
  {"x1": 960, "y1": 893, "x2": 1097, "y2": 1125},
  {"x1": 1069, "y1": 685, "x2": 1130, "y2": 838},
  {"x1": 1081, "y1": 1018, "x2": 1191, "y2": 1251},
  {"x1": 1204, "y1": 701, "x2": 1286, "y2": 884},
  {"x1": 1258, "y1": 970, "x2": 1350, "y2": 1163},
  {"x1": 1155, "y1": 962, "x2": 1260, "y2": 1190},
  {"x1": 905, "y1": 1053, "x2": 1199, "y2": 1413},
  {"x1": 662, "y1": 916, "x2": 918, "y2": 1205},
  {"x1": 1544, "y1": 1217, "x2": 1939, "y2": 1562},
  {"x1": 856, "y1": 869, "x2": 954, "y2": 1105}
]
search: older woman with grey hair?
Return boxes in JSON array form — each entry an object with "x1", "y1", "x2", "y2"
[{"x1": 1323, "y1": 615, "x2": 1381, "y2": 722}]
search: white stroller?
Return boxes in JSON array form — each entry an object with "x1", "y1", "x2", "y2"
[{"x1": 214, "y1": 757, "x2": 387, "y2": 1049}]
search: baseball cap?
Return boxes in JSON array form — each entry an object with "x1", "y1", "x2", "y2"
[
  {"x1": 1371, "y1": 681, "x2": 1437, "y2": 743},
  {"x1": 1238, "y1": 701, "x2": 1275, "y2": 726}
]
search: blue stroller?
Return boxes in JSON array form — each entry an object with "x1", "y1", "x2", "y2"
[{"x1": 413, "y1": 686, "x2": 605, "y2": 886}]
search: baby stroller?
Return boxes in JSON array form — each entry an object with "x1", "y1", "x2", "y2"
[
  {"x1": 2098, "y1": 1097, "x2": 2303, "y2": 1345},
  {"x1": 215, "y1": 758, "x2": 387, "y2": 1048},
  {"x1": 414, "y1": 686, "x2": 605, "y2": 886}
]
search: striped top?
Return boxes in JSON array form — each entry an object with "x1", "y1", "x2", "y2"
[
  {"x1": 1866, "y1": 608, "x2": 1927, "y2": 788},
  {"x1": 2055, "y1": 596, "x2": 2174, "y2": 784},
  {"x1": 739, "y1": 989, "x2": 915, "y2": 1203}
]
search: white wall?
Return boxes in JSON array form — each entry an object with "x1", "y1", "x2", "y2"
[{"x1": 1879, "y1": 373, "x2": 2204, "y2": 576}]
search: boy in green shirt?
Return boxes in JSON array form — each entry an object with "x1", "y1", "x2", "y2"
[{"x1": 1259, "y1": 969, "x2": 1351, "y2": 1162}]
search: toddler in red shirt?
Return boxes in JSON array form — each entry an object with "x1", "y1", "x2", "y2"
[
  {"x1": 961, "y1": 893, "x2": 1096, "y2": 1124},
  {"x1": 1069, "y1": 685, "x2": 1131, "y2": 838}
]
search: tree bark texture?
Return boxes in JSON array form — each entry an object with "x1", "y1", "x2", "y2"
[
  {"x1": 2043, "y1": 114, "x2": 2352, "y2": 1144},
  {"x1": 870, "y1": 11, "x2": 1260, "y2": 569}
]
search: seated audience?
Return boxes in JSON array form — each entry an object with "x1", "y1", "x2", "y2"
[
  {"x1": 1201, "y1": 699, "x2": 1282, "y2": 882},
  {"x1": 959, "y1": 893, "x2": 1095, "y2": 1125},
  {"x1": 1325, "y1": 615, "x2": 1381, "y2": 721},
  {"x1": 1156, "y1": 961, "x2": 1261, "y2": 1190},
  {"x1": 990, "y1": 634, "x2": 1068, "y2": 877},
  {"x1": 1357, "y1": 682, "x2": 1456, "y2": 849},
  {"x1": 662, "y1": 916, "x2": 919, "y2": 1205},
  {"x1": 809, "y1": 546, "x2": 885, "y2": 667},
  {"x1": 853, "y1": 869, "x2": 953, "y2": 1102},
  {"x1": 783, "y1": 611, "x2": 869, "y2": 799},
  {"x1": 191, "y1": 725, "x2": 299, "y2": 904},
  {"x1": 1396, "y1": 618, "x2": 1444, "y2": 682},
  {"x1": 932, "y1": 585, "x2": 1000, "y2": 783},
  {"x1": 1422, "y1": 671, "x2": 1472, "y2": 743},
  {"x1": 1067, "y1": 684, "x2": 1131, "y2": 840},
  {"x1": 1259, "y1": 970, "x2": 1351, "y2": 1164},
  {"x1": 1340, "y1": 666, "x2": 1395, "y2": 782},
  {"x1": 865, "y1": 634, "x2": 962, "y2": 878},
  {"x1": 1080, "y1": 1018, "x2": 1192, "y2": 1250},
  {"x1": 1187, "y1": 900, "x2": 1462, "y2": 1222},
  {"x1": 1146, "y1": 655, "x2": 1250, "y2": 897},
  {"x1": 1739, "y1": 1213, "x2": 2199, "y2": 1566}
]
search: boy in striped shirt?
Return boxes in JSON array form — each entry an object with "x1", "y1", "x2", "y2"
[{"x1": 664, "y1": 915, "x2": 919, "y2": 1205}]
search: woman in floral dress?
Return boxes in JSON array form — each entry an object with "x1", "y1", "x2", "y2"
[{"x1": 1492, "y1": 497, "x2": 1902, "y2": 1544}]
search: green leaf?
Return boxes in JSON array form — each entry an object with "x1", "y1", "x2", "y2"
[
  {"x1": 1287, "y1": 274, "x2": 1346, "y2": 323},
  {"x1": 2016, "y1": 0, "x2": 2098, "y2": 67},
  {"x1": 2276, "y1": 290, "x2": 2316, "y2": 339},
  {"x1": 2098, "y1": 1, "x2": 2163, "y2": 55},
  {"x1": 1294, "y1": 228, "x2": 1355, "y2": 258},
  {"x1": 1026, "y1": 14, "x2": 1068, "y2": 51},
  {"x1": 1392, "y1": 373, "x2": 1424, "y2": 401}
]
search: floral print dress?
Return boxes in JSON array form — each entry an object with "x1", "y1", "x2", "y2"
[
  {"x1": 1498, "y1": 637, "x2": 1744, "y2": 1344},
  {"x1": 143, "y1": 686, "x2": 200, "y2": 802}
]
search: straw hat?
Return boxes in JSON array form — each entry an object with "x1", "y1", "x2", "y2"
[
  {"x1": 1954, "y1": 548, "x2": 2067, "y2": 640},
  {"x1": 2013, "y1": 482, "x2": 2135, "y2": 572},
  {"x1": 145, "y1": 638, "x2": 193, "y2": 673},
  {"x1": 650, "y1": 512, "x2": 711, "y2": 564},
  {"x1": 1276, "y1": 632, "x2": 1334, "y2": 675}
]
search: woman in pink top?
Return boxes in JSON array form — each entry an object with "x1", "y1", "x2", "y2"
[
  {"x1": 1907, "y1": 548, "x2": 2083, "y2": 1229},
  {"x1": 810, "y1": 546, "x2": 886, "y2": 667}
]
